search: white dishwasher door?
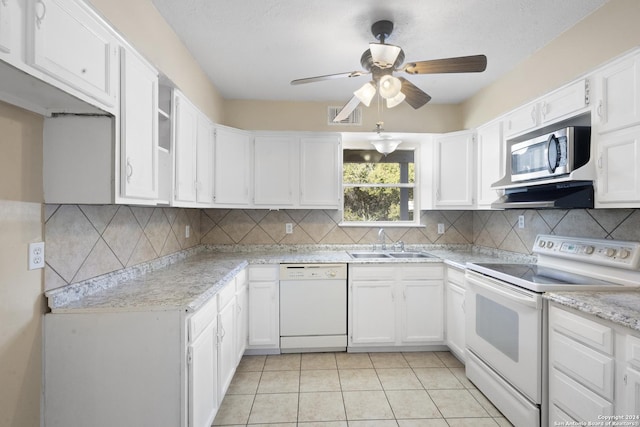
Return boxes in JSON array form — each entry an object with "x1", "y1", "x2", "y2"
[{"x1": 280, "y1": 279, "x2": 346, "y2": 336}]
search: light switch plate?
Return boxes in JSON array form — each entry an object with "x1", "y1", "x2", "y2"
[
  {"x1": 285, "y1": 223, "x2": 293, "y2": 234},
  {"x1": 28, "y1": 242, "x2": 45, "y2": 270},
  {"x1": 437, "y1": 223, "x2": 445, "y2": 234},
  {"x1": 518, "y1": 215, "x2": 525, "y2": 229}
]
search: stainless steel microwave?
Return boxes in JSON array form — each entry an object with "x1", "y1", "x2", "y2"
[{"x1": 510, "y1": 126, "x2": 591, "y2": 183}]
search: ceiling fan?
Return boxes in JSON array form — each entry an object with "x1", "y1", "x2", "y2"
[{"x1": 291, "y1": 20, "x2": 488, "y2": 122}]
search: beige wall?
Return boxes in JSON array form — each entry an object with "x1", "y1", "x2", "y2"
[
  {"x1": 224, "y1": 99, "x2": 463, "y2": 133},
  {"x1": 0, "y1": 101, "x2": 44, "y2": 427},
  {"x1": 462, "y1": 0, "x2": 640, "y2": 128},
  {"x1": 85, "y1": 0, "x2": 226, "y2": 123}
]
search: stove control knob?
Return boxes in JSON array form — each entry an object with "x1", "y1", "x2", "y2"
[
  {"x1": 605, "y1": 248, "x2": 617, "y2": 257},
  {"x1": 584, "y1": 246, "x2": 595, "y2": 255},
  {"x1": 538, "y1": 240, "x2": 546, "y2": 248},
  {"x1": 619, "y1": 249, "x2": 631, "y2": 259},
  {"x1": 547, "y1": 241, "x2": 554, "y2": 249}
]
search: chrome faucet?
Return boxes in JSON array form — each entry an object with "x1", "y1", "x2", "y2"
[
  {"x1": 378, "y1": 228, "x2": 387, "y2": 251},
  {"x1": 394, "y1": 240, "x2": 405, "y2": 252}
]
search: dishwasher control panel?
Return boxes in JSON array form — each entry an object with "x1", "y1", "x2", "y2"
[{"x1": 279, "y1": 264, "x2": 347, "y2": 280}]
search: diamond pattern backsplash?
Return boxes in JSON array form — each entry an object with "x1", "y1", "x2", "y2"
[{"x1": 45, "y1": 204, "x2": 640, "y2": 291}]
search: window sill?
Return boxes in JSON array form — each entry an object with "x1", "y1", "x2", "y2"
[{"x1": 338, "y1": 221, "x2": 425, "y2": 228}]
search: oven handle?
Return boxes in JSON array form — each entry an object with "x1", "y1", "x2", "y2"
[{"x1": 466, "y1": 272, "x2": 542, "y2": 309}]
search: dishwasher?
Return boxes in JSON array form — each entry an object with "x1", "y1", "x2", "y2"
[{"x1": 279, "y1": 263, "x2": 347, "y2": 353}]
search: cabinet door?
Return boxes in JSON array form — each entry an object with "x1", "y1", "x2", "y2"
[
  {"x1": 624, "y1": 366, "x2": 640, "y2": 416},
  {"x1": 596, "y1": 126, "x2": 640, "y2": 206},
  {"x1": 400, "y1": 280, "x2": 443, "y2": 343},
  {"x1": 0, "y1": 0, "x2": 11, "y2": 54},
  {"x1": 248, "y1": 281, "x2": 279, "y2": 347},
  {"x1": 196, "y1": 114, "x2": 214, "y2": 205},
  {"x1": 254, "y1": 135, "x2": 297, "y2": 206},
  {"x1": 540, "y1": 79, "x2": 588, "y2": 125},
  {"x1": 419, "y1": 137, "x2": 434, "y2": 210},
  {"x1": 173, "y1": 92, "x2": 198, "y2": 203},
  {"x1": 300, "y1": 136, "x2": 341, "y2": 207},
  {"x1": 476, "y1": 120, "x2": 503, "y2": 208},
  {"x1": 188, "y1": 319, "x2": 218, "y2": 427},
  {"x1": 235, "y1": 284, "x2": 248, "y2": 361},
  {"x1": 596, "y1": 54, "x2": 640, "y2": 134},
  {"x1": 214, "y1": 126, "x2": 251, "y2": 206},
  {"x1": 218, "y1": 297, "x2": 237, "y2": 398},
  {"x1": 350, "y1": 281, "x2": 395, "y2": 345},
  {"x1": 434, "y1": 130, "x2": 475, "y2": 208},
  {"x1": 120, "y1": 46, "x2": 158, "y2": 201},
  {"x1": 504, "y1": 101, "x2": 538, "y2": 138},
  {"x1": 446, "y1": 281, "x2": 466, "y2": 361},
  {"x1": 28, "y1": 0, "x2": 119, "y2": 108}
]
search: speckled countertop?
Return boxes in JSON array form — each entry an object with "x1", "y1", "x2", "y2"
[
  {"x1": 45, "y1": 244, "x2": 534, "y2": 314},
  {"x1": 545, "y1": 291, "x2": 640, "y2": 332}
]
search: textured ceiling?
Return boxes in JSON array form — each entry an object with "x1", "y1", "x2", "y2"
[{"x1": 151, "y1": 0, "x2": 608, "y2": 104}]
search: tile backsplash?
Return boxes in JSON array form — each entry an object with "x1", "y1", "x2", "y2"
[{"x1": 44, "y1": 204, "x2": 640, "y2": 290}]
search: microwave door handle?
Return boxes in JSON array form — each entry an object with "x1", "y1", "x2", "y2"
[
  {"x1": 466, "y1": 274, "x2": 541, "y2": 309},
  {"x1": 546, "y1": 134, "x2": 560, "y2": 173}
]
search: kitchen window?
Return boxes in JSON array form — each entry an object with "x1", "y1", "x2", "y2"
[{"x1": 342, "y1": 149, "x2": 419, "y2": 226}]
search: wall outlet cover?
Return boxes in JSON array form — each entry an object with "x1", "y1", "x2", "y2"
[
  {"x1": 437, "y1": 223, "x2": 445, "y2": 234},
  {"x1": 28, "y1": 242, "x2": 45, "y2": 270},
  {"x1": 285, "y1": 223, "x2": 293, "y2": 234},
  {"x1": 518, "y1": 215, "x2": 525, "y2": 229}
]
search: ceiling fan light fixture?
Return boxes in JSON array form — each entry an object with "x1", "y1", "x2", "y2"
[
  {"x1": 386, "y1": 91, "x2": 406, "y2": 108},
  {"x1": 371, "y1": 137, "x2": 402, "y2": 156},
  {"x1": 353, "y1": 82, "x2": 376, "y2": 107},
  {"x1": 369, "y1": 43, "x2": 401, "y2": 69},
  {"x1": 378, "y1": 75, "x2": 402, "y2": 99}
]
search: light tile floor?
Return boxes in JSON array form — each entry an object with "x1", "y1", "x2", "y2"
[{"x1": 213, "y1": 351, "x2": 514, "y2": 426}]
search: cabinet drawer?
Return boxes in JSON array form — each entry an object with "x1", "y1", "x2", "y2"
[
  {"x1": 217, "y1": 279, "x2": 236, "y2": 309},
  {"x1": 550, "y1": 368, "x2": 613, "y2": 421},
  {"x1": 550, "y1": 305, "x2": 613, "y2": 354},
  {"x1": 249, "y1": 265, "x2": 278, "y2": 281},
  {"x1": 446, "y1": 267, "x2": 465, "y2": 286},
  {"x1": 350, "y1": 265, "x2": 395, "y2": 281},
  {"x1": 236, "y1": 268, "x2": 248, "y2": 289},
  {"x1": 189, "y1": 295, "x2": 217, "y2": 342},
  {"x1": 550, "y1": 329, "x2": 614, "y2": 399},
  {"x1": 400, "y1": 264, "x2": 443, "y2": 280}
]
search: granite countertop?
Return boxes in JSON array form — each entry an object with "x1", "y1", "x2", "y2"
[
  {"x1": 545, "y1": 291, "x2": 640, "y2": 332},
  {"x1": 46, "y1": 245, "x2": 533, "y2": 314}
]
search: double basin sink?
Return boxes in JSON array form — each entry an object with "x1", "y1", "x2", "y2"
[{"x1": 348, "y1": 251, "x2": 437, "y2": 259}]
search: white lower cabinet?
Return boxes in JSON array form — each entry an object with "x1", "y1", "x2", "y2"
[
  {"x1": 236, "y1": 270, "x2": 249, "y2": 360},
  {"x1": 44, "y1": 269, "x2": 247, "y2": 427},
  {"x1": 247, "y1": 265, "x2": 280, "y2": 350},
  {"x1": 349, "y1": 263, "x2": 444, "y2": 348},
  {"x1": 445, "y1": 265, "x2": 466, "y2": 362}
]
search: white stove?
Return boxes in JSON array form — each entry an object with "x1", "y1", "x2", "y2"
[{"x1": 464, "y1": 235, "x2": 640, "y2": 427}]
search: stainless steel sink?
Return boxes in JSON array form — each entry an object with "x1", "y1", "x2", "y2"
[
  {"x1": 388, "y1": 252, "x2": 437, "y2": 259},
  {"x1": 349, "y1": 252, "x2": 391, "y2": 259}
]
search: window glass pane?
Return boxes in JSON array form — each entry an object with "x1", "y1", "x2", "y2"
[{"x1": 342, "y1": 149, "x2": 416, "y2": 223}]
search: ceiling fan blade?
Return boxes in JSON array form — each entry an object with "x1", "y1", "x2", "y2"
[
  {"x1": 399, "y1": 77, "x2": 431, "y2": 109},
  {"x1": 402, "y1": 54, "x2": 487, "y2": 75},
  {"x1": 333, "y1": 96, "x2": 361, "y2": 123},
  {"x1": 291, "y1": 71, "x2": 368, "y2": 85}
]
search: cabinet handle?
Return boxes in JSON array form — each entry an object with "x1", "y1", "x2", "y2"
[
  {"x1": 598, "y1": 156, "x2": 603, "y2": 169},
  {"x1": 597, "y1": 100, "x2": 603, "y2": 119},
  {"x1": 530, "y1": 106, "x2": 536, "y2": 123},
  {"x1": 541, "y1": 102, "x2": 548, "y2": 119},
  {"x1": 126, "y1": 157, "x2": 133, "y2": 183},
  {"x1": 35, "y1": 0, "x2": 46, "y2": 29},
  {"x1": 624, "y1": 373, "x2": 628, "y2": 386},
  {"x1": 219, "y1": 324, "x2": 226, "y2": 341}
]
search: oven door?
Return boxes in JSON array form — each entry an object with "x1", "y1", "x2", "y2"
[{"x1": 466, "y1": 270, "x2": 543, "y2": 404}]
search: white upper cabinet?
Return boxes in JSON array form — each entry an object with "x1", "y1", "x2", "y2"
[
  {"x1": 504, "y1": 101, "x2": 538, "y2": 138},
  {"x1": 196, "y1": 114, "x2": 214, "y2": 205},
  {"x1": 434, "y1": 130, "x2": 475, "y2": 208},
  {"x1": 419, "y1": 137, "x2": 434, "y2": 210},
  {"x1": 594, "y1": 52, "x2": 640, "y2": 134},
  {"x1": 119, "y1": 46, "x2": 158, "y2": 202},
  {"x1": 214, "y1": 125, "x2": 252, "y2": 206},
  {"x1": 476, "y1": 120, "x2": 503, "y2": 209},
  {"x1": 299, "y1": 135, "x2": 341, "y2": 208},
  {"x1": 254, "y1": 134, "x2": 297, "y2": 206},
  {"x1": 539, "y1": 79, "x2": 589, "y2": 126},
  {"x1": 0, "y1": 0, "x2": 12, "y2": 54},
  {"x1": 173, "y1": 90, "x2": 198, "y2": 204},
  {"x1": 27, "y1": 0, "x2": 119, "y2": 109},
  {"x1": 595, "y1": 126, "x2": 640, "y2": 206}
]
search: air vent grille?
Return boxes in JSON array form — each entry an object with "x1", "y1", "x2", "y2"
[{"x1": 328, "y1": 106, "x2": 362, "y2": 126}]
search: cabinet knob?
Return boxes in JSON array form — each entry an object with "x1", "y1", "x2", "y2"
[
  {"x1": 126, "y1": 157, "x2": 133, "y2": 183},
  {"x1": 35, "y1": 0, "x2": 46, "y2": 29},
  {"x1": 597, "y1": 100, "x2": 604, "y2": 119}
]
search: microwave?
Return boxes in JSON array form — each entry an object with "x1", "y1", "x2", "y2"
[{"x1": 510, "y1": 126, "x2": 591, "y2": 183}]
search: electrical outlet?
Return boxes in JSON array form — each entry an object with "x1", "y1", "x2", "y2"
[
  {"x1": 518, "y1": 215, "x2": 525, "y2": 229},
  {"x1": 285, "y1": 223, "x2": 293, "y2": 234},
  {"x1": 185, "y1": 225, "x2": 190, "y2": 238},
  {"x1": 28, "y1": 242, "x2": 45, "y2": 270},
  {"x1": 437, "y1": 223, "x2": 445, "y2": 234}
]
